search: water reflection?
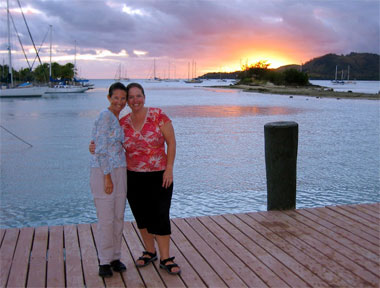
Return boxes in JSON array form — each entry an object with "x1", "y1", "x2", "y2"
[{"x1": 163, "y1": 105, "x2": 302, "y2": 118}]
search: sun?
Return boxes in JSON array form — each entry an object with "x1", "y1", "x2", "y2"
[{"x1": 243, "y1": 53, "x2": 297, "y2": 69}]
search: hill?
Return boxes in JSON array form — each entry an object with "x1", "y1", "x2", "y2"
[
  {"x1": 293, "y1": 52, "x2": 380, "y2": 80},
  {"x1": 199, "y1": 71, "x2": 239, "y2": 79},
  {"x1": 199, "y1": 52, "x2": 379, "y2": 81}
]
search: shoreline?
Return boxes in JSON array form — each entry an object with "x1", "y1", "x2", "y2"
[{"x1": 210, "y1": 84, "x2": 380, "y2": 100}]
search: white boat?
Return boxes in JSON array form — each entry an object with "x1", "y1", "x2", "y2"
[
  {"x1": 331, "y1": 65, "x2": 344, "y2": 84},
  {"x1": 145, "y1": 59, "x2": 162, "y2": 83},
  {"x1": 115, "y1": 63, "x2": 130, "y2": 82},
  {"x1": 46, "y1": 28, "x2": 88, "y2": 94},
  {"x1": 46, "y1": 85, "x2": 88, "y2": 93},
  {"x1": 184, "y1": 60, "x2": 203, "y2": 83},
  {"x1": 0, "y1": 0, "x2": 47, "y2": 98},
  {"x1": 163, "y1": 61, "x2": 180, "y2": 82},
  {"x1": 0, "y1": 86, "x2": 47, "y2": 97},
  {"x1": 345, "y1": 65, "x2": 356, "y2": 84}
]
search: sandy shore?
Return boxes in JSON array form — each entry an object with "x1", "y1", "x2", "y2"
[{"x1": 212, "y1": 84, "x2": 380, "y2": 100}]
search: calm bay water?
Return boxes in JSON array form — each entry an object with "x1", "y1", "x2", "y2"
[{"x1": 1, "y1": 79, "x2": 379, "y2": 228}]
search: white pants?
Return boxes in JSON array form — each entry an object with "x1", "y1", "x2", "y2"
[{"x1": 90, "y1": 167, "x2": 127, "y2": 265}]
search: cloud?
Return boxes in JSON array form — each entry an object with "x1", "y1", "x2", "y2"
[{"x1": 1, "y1": 0, "x2": 379, "y2": 78}]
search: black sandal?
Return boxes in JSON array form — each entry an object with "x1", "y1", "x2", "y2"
[
  {"x1": 135, "y1": 251, "x2": 157, "y2": 267},
  {"x1": 160, "y1": 257, "x2": 181, "y2": 275}
]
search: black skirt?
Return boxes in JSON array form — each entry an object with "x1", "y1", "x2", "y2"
[{"x1": 127, "y1": 170, "x2": 173, "y2": 235}]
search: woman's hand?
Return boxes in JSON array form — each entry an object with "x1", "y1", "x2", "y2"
[
  {"x1": 89, "y1": 140, "x2": 95, "y2": 154},
  {"x1": 104, "y1": 174, "x2": 113, "y2": 194},
  {"x1": 162, "y1": 166, "x2": 173, "y2": 188}
]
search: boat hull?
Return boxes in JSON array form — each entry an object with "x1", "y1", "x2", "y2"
[
  {"x1": 46, "y1": 86, "x2": 88, "y2": 93},
  {"x1": 0, "y1": 86, "x2": 47, "y2": 98}
]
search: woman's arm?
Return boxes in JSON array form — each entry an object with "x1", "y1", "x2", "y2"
[
  {"x1": 93, "y1": 111, "x2": 114, "y2": 193},
  {"x1": 160, "y1": 121, "x2": 176, "y2": 188}
]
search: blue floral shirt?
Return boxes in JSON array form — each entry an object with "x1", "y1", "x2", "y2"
[{"x1": 91, "y1": 109, "x2": 126, "y2": 174}]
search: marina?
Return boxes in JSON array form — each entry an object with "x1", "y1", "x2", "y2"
[
  {"x1": 1, "y1": 80, "x2": 379, "y2": 228},
  {"x1": 0, "y1": 203, "x2": 378, "y2": 287}
]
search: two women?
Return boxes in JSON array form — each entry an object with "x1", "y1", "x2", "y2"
[{"x1": 90, "y1": 82, "x2": 180, "y2": 277}]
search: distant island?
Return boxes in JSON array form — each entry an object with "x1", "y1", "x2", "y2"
[{"x1": 200, "y1": 52, "x2": 380, "y2": 81}]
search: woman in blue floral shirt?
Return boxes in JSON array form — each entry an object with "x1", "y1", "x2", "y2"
[{"x1": 90, "y1": 82, "x2": 128, "y2": 278}]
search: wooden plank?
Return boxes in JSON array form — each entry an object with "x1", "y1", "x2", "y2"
[
  {"x1": 250, "y1": 211, "x2": 355, "y2": 287},
  {"x1": 119, "y1": 229, "x2": 145, "y2": 288},
  {"x1": 223, "y1": 214, "x2": 328, "y2": 287},
  {"x1": 162, "y1": 223, "x2": 207, "y2": 288},
  {"x1": 130, "y1": 221, "x2": 186, "y2": 288},
  {"x1": 64, "y1": 225, "x2": 84, "y2": 288},
  {"x1": 136, "y1": 222, "x2": 187, "y2": 288},
  {"x1": 340, "y1": 205, "x2": 380, "y2": 224},
  {"x1": 236, "y1": 212, "x2": 349, "y2": 287},
  {"x1": 197, "y1": 216, "x2": 288, "y2": 287},
  {"x1": 0, "y1": 228, "x2": 19, "y2": 287},
  {"x1": 47, "y1": 226, "x2": 65, "y2": 287},
  {"x1": 7, "y1": 227, "x2": 34, "y2": 288},
  {"x1": 185, "y1": 217, "x2": 268, "y2": 287},
  {"x1": 289, "y1": 209, "x2": 380, "y2": 277},
  {"x1": 276, "y1": 210, "x2": 378, "y2": 286},
  {"x1": 306, "y1": 206, "x2": 379, "y2": 248},
  {"x1": 127, "y1": 220, "x2": 206, "y2": 288},
  {"x1": 27, "y1": 226, "x2": 48, "y2": 288},
  {"x1": 173, "y1": 218, "x2": 247, "y2": 287},
  {"x1": 211, "y1": 214, "x2": 308, "y2": 287},
  {"x1": 301, "y1": 208, "x2": 379, "y2": 257},
  {"x1": 170, "y1": 218, "x2": 227, "y2": 287},
  {"x1": 91, "y1": 223, "x2": 125, "y2": 288},
  {"x1": 360, "y1": 203, "x2": 380, "y2": 214},
  {"x1": 352, "y1": 204, "x2": 380, "y2": 219},
  {"x1": 327, "y1": 206, "x2": 379, "y2": 233},
  {"x1": 77, "y1": 223, "x2": 104, "y2": 288},
  {"x1": 0, "y1": 229, "x2": 5, "y2": 248},
  {"x1": 256, "y1": 210, "x2": 374, "y2": 287},
  {"x1": 123, "y1": 222, "x2": 165, "y2": 288}
]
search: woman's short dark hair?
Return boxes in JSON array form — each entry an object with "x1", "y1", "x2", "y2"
[
  {"x1": 108, "y1": 82, "x2": 127, "y2": 97},
  {"x1": 126, "y1": 82, "x2": 145, "y2": 99}
]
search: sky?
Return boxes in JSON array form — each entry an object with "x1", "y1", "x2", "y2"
[{"x1": 0, "y1": 0, "x2": 379, "y2": 79}]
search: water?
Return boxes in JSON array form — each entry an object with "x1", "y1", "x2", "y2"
[
  {"x1": 309, "y1": 80, "x2": 380, "y2": 94},
  {"x1": 1, "y1": 79, "x2": 379, "y2": 228}
]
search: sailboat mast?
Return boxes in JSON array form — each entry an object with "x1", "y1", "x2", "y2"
[
  {"x1": 153, "y1": 59, "x2": 156, "y2": 79},
  {"x1": 74, "y1": 40, "x2": 77, "y2": 78},
  {"x1": 49, "y1": 25, "x2": 52, "y2": 78},
  {"x1": 187, "y1": 62, "x2": 190, "y2": 80},
  {"x1": 7, "y1": 0, "x2": 13, "y2": 87},
  {"x1": 168, "y1": 61, "x2": 170, "y2": 79}
]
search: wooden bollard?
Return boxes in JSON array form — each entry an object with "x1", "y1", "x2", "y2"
[{"x1": 264, "y1": 121, "x2": 298, "y2": 210}]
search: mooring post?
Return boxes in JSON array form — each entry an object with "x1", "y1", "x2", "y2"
[{"x1": 264, "y1": 121, "x2": 298, "y2": 210}]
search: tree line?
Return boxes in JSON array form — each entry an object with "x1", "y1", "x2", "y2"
[
  {"x1": 238, "y1": 60, "x2": 309, "y2": 86},
  {"x1": 0, "y1": 62, "x2": 75, "y2": 84}
]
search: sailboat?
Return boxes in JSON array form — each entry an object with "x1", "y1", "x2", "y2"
[
  {"x1": 163, "y1": 61, "x2": 179, "y2": 82},
  {"x1": 46, "y1": 33, "x2": 87, "y2": 93},
  {"x1": 145, "y1": 59, "x2": 161, "y2": 83},
  {"x1": 184, "y1": 60, "x2": 203, "y2": 83},
  {"x1": 345, "y1": 65, "x2": 356, "y2": 84},
  {"x1": 331, "y1": 65, "x2": 344, "y2": 84},
  {"x1": 0, "y1": 0, "x2": 47, "y2": 98},
  {"x1": 217, "y1": 68, "x2": 227, "y2": 82},
  {"x1": 114, "y1": 63, "x2": 130, "y2": 82}
]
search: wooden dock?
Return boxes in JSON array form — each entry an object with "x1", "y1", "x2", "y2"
[{"x1": 1, "y1": 203, "x2": 379, "y2": 287}]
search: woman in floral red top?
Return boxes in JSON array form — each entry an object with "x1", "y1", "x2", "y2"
[{"x1": 121, "y1": 83, "x2": 180, "y2": 275}]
